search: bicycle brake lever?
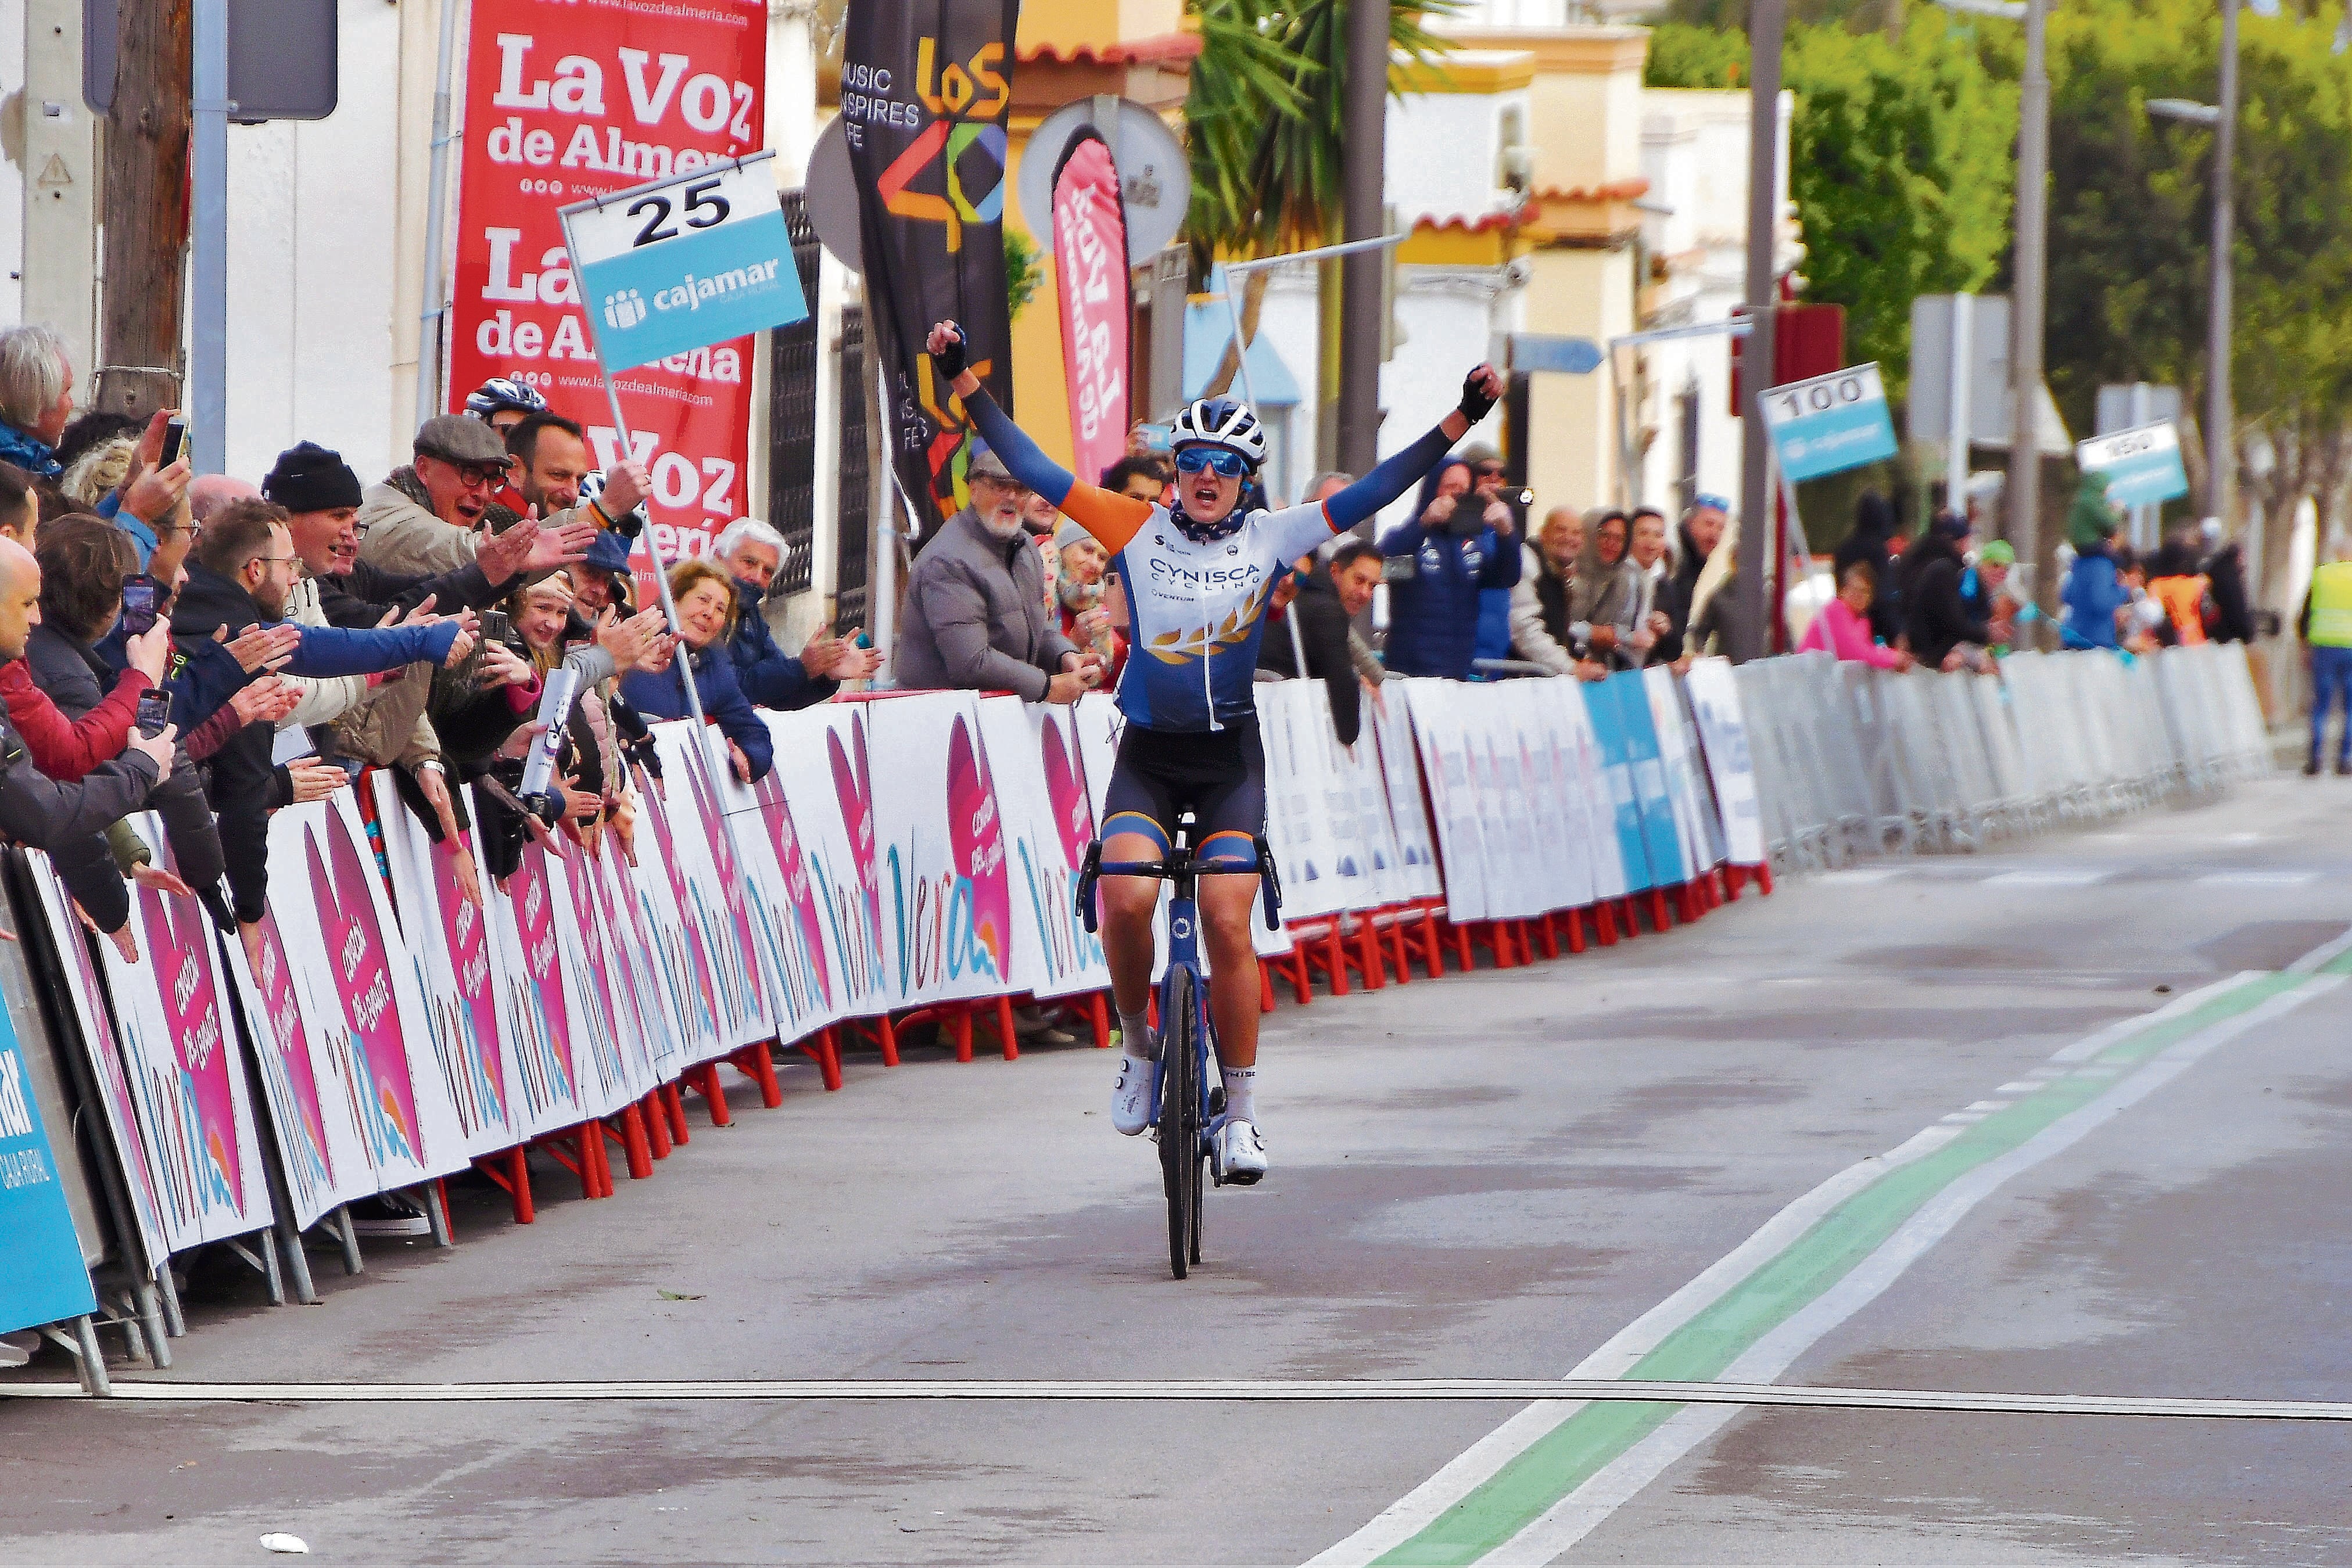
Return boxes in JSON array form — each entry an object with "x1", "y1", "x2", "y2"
[
  {"x1": 1075, "y1": 839, "x2": 1103, "y2": 935},
  {"x1": 1253, "y1": 835, "x2": 1282, "y2": 930}
]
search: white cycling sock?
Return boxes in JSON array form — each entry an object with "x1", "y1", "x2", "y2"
[
  {"x1": 1220, "y1": 1065, "x2": 1257, "y2": 1124},
  {"x1": 1117, "y1": 1006, "x2": 1153, "y2": 1061}
]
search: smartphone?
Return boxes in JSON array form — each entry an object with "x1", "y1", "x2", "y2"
[
  {"x1": 479, "y1": 609, "x2": 514, "y2": 645},
  {"x1": 134, "y1": 688, "x2": 171, "y2": 738},
  {"x1": 1137, "y1": 424, "x2": 1173, "y2": 454},
  {"x1": 160, "y1": 417, "x2": 185, "y2": 468},
  {"x1": 120, "y1": 577, "x2": 160, "y2": 637}
]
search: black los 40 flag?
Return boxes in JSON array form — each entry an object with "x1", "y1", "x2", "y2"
[{"x1": 840, "y1": 0, "x2": 1019, "y2": 532}]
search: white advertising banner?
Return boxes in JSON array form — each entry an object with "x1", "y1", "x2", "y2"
[
  {"x1": 1401, "y1": 680, "x2": 1491, "y2": 923},
  {"x1": 643, "y1": 724, "x2": 772, "y2": 1056},
  {"x1": 1365, "y1": 691, "x2": 1442, "y2": 902},
  {"x1": 33, "y1": 855, "x2": 275, "y2": 1250},
  {"x1": 863, "y1": 692, "x2": 1022, "y2": 1010},
  {"x1": 372, "y1": 776, "x2": 527, "y2": 1160},
  {"x1": 234, "y1": 796, "x2": 470, "y2": 1226},
  {"x1": 1683, "y1": 658, "x2": 1766, "y2": 866},
  {"x1": 765, "y1": 703, "x2": 890, "y2": 1021},
  {"x1": 980, "y1": 697, "x2": 1111, "y2": 1001}
]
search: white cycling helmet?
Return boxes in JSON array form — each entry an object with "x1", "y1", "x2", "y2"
[
  {"x1": 465, "y1": 376, "x2": 550, "y2": 421},
  {"x1": 1171, "y1": 396, "x2": 1267, "y2": 468}
]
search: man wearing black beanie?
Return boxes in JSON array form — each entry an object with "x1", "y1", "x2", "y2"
[{"x1": 265, "y1": 440, "x2": 580, "y2": 631}]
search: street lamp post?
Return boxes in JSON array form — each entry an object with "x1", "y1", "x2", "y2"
[{"x1": 2147, "y1": 0, "x2": 2239, "y2": 530}]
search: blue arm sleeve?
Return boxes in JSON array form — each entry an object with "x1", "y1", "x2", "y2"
[
  {"x1": 1324, "y1": 421, "x2": 1459, "y2": 532},
  {"x1": 964, "y1": 388, "x2": 1077, "y2": 509},
  {"x1": 284, "y1": 622, "x2": 459, "y2": 677}
]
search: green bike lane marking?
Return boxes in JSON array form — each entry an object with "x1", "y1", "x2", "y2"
[{"x1": 1365, "y1": 964, "x2": 2336, "y2": 1567}]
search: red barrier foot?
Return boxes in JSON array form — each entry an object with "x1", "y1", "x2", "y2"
[
  {"x1": 1085, "y1": 993, "x2": 1113, "y2": 1047},
  {"x1": 473, "y1": 1146, "x2": 535, "y2": 1225},
  {"x1": 1594, "y1": 901, "x2": 1619, "y2": 946},
  {"x1": 797, "y1": 1027, "x2": 844, "y2": 1090},
  {"x1": 1565, "y1": 906, "x2": 1587, "y2": 954},
  {"x1": 731, "y1": 1042, "x2": 784, "y2": 1107},
  {"x1": 689, "y1": 1062, "x2": 733, "y2": 1126},
  {"x1": 658, "y1": 1081, "x2": 691, "y2": 1146},
  {"x1": 602, "y1": 1107, "x2": 653, "y2": 1182},
  {"x1": 1535, "y1": 912, "x2": 1562, "y2": 961},
  {"x1": 1649, "y1": 888, "x2": 1672, "y2": 932},
  {"x1": 1757, "y1": 862, "x2": 1775, "y2": 895},
  {"x1": 641, "y1": 1091, "x2": 673, "y2": 1159},
  {"x1": 992, "y1": 996, "x2": 1019, "y2": 1061},
  {"x1": 1259, "y1": 960, "x2": 1277, "y2": 1014}
]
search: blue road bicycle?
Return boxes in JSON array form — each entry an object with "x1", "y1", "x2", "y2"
[{"x1": 1077, "y1": 817, "x2": 1281, "y2": 1280}]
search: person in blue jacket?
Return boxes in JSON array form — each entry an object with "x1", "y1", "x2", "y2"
[
  {"x1": 712, "y1": 517, "x2": 879, "y2": 708},
  {"x1": 2060, "y1": 472, "x2": 2131, "y2": 651},
  {"x1": 170, "y1": 501, "x2": 467, "y2": 938},
  {"x1": 1380, "y1": 453, "x2": 1521, "y2": 678},
  {"x1": 618, "y1": 557, "x2": 774, "y2": 782}
]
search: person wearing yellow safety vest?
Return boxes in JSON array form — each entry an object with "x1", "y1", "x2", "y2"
[{"x1": 2298, "y1": 537, "x2": 2352, "y2": 775}]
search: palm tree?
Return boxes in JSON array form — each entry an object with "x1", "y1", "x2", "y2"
[{"x1": 1185, "y1": 0, "x2": 1461, "y2": 400}]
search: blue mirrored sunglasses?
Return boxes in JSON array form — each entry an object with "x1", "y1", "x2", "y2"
[
  {"x1": 1691, "y1": 492, "x2": 1732, "y2": 514},
  {"x1": 1174, "y1": 446, "x2": 1250, "y2": 478}
]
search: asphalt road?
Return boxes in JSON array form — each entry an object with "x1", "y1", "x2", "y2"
[{"x1": 8, "y1": 776, "x2": 2352, "y2": 1565}]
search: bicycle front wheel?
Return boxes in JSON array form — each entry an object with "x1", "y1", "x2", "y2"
[{"x1": 1159, "y1": 967, "x2": 1201, "y2": 1280}]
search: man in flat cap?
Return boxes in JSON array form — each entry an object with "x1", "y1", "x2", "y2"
[{"x1": 357, "y1": 412, "x2": 648, "y2": 580}]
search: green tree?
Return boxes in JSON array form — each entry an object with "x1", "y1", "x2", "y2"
[
  {"x1": 1183, "y1": 0, "x2": 1460, "y2": 398},
  {"x1": 2044, "y1": 0, "x2": 2352, "y2": 595},
  {"x1": 1647, "y1": 15, "x2": 2016, "y2": 401}
]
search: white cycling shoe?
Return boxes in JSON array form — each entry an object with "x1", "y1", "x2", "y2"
[
  {"x1": 1110, "y1": 1053, "x2": 1156, "y2": 1136},
  {"x1": 1213, "y1": 1118, "x2": 1268, "y2": 1185}
]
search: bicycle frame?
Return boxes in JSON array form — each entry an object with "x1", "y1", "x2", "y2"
[{"x1": 1074, "y1": 828, "x2": 1283, "y2": 1278}]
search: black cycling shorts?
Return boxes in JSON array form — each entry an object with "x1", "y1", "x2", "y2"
[{"x1": 1101, "y1": 717, "x2": 1266, "y2": 869}]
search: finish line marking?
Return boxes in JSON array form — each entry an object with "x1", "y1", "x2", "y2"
[
  {"x1": 8, "y1": 1376, "x2": 2352, "y2": 1421},
  {"x1": 1309, "y1": 952, "x2": 2352, "y2": 1568}
]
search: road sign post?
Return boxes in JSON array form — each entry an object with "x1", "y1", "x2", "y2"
[
  {"x1": 2076, "y1": 422, "x2": 2190, "y2": 514},
  {"x1": 561, "y1": 151, "x2": 810, "y2": 769}
]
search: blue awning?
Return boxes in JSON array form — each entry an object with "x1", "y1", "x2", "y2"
[{"x1": 1182, "y1": 267, "x2": 1302, "y2": 407}]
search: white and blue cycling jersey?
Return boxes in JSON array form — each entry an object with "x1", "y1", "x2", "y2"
[{"x1": 966, "y1": 390, "x2": 1456, "y2": 733}]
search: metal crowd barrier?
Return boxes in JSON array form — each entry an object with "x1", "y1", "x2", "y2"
[{"x1": 1731, "y1": 644, "x2": 2272, "y2": 877}]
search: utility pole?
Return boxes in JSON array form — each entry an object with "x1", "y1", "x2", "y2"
[
  {"x1": 96, "y1": 0, "x2": 192, "y2": 419},
  {"x1": 1734, "y1": 0, "x2": 1786, "y2": 663},
  {"x1": 1337, "y1": 0, "x2": 1389, "y2": 478},
  {"x1": 2209, "y1": 0, "x2": 2239, "y2": 530},
  {"x1": 188, "y1": 0, "x2": 229, "y2": 475},
  {"x1": 2007, "y1": 0, "x2": 2050, "y2": 623}
]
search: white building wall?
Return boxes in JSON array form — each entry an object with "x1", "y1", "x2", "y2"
[
  {"x1": 224, "y1": 0, "x2": 408, "y2": 484},
  {"x1": 1634, "y1": 88, "x2": 1791, "y2": 517}
]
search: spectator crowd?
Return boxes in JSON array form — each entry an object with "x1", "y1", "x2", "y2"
[{"x1": 0, "y1": 306, "x2": 2306, "y2": 1063}]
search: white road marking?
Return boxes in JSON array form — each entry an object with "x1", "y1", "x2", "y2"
[
  {"x1": 9, "y1": 1376, "x2": 2352, "y2": 1420},
  {"x1": 1985, "y1": 870, "x2": 2109, "y2": 887},
  {"x1": 1485, "y1": 973, "x2": 2342, "y2": 1565},
  {"x1": 1304, "y1": 966, "x2": 2325, "y2": 1568},
  {"x1": 2198, "y1": 871, "x2": 2318, "y2": 887}
]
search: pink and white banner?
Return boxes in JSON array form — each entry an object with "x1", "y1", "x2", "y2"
[
  {"x1": 29, "y1": 845, "x2": 275, "y2": 1251},
  {"x1": 1050, "y1": 129, "x2": 1132, "y2": 489}
]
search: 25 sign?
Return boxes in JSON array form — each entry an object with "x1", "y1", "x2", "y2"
[{"x1": 627, "y1": 178, "x2": 732, "y2": 248}]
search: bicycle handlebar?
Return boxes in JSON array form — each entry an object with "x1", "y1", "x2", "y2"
[{"x1": 1075, "y1": 837, "x2": 1283, "y2": 934}]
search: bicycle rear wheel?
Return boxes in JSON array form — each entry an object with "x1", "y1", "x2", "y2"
[{"x1": 1159, "y1": 967, "x2": 1201, "y2": 1280}]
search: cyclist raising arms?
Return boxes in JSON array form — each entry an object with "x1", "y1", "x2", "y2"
[{"x1": 924, "y1": 320, "x2": 1503, "y2": 1182}]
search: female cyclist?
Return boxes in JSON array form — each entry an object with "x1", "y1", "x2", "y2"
[{"x1": 924, "y1": 320, "x2": 1503, "y2": 1183}]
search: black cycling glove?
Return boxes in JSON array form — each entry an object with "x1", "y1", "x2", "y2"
[
  {"x1": 930, "y1": 326, "x2": 969, "y2": 383},
  {"x1": 1458, "y1": 367, "x2": 1500, "y2": 425}
]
